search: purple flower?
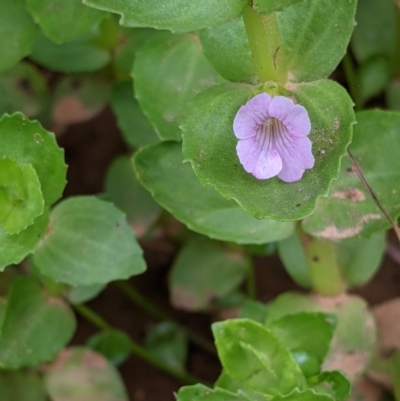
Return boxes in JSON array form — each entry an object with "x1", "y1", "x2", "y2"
[{"x1": 233, "y1": 93, "x2": 315, "y2": 183}]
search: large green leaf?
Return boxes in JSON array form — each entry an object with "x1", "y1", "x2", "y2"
[
  {"x1": 303, "y1": 110, "x2": 400, "y2": 239},
  {"x1": 133, "y1": 32, "x2": 223, "y2": 141},
  {"x1": 0, "y1": 278, "x2": 76, "y2": 369},
  {"x1": 0, "y1": 113, "x2": 67, "y2": 206},
  {"x1": 271, "y1": 389, "x2": 334, "y2": 401},
  {"x1": 0, "y1": 371, "x2": 47, "y2": 401},
  {"x1": 44, "y1": 347, "x2": 128, "y2": 401},
  {"x1": 105, "y1": 156, "x2": 162, "y2": 237},
  {"x1": 133, "y1": 142, "x2": 294, "y2": 244},
  {"x1": 83, "y1": 0, "x2": 247, "y2": 33},
  {"x1": 0, "y1": 62, "x2": 49, "y2": 118},
  {"x1": 30, "y1": 32, "x2": 111, "y2": 73},
  {"x1": 0, "y1": 211, "x2": 48, "y2": 271},
  {"x1": 26, "y1": 0, "x2": 106, "y2": 44},
  {"x1": 169, "y1": 237, "x2": 249, "y2": 311},
  {"x1": 253, "y1": 0, "x2": 303, "y2": 13},
  {"x1": 181, "y1": 80, "x2": 354, "y2": 221},
  {"x1": 0, "y1": 158, "x2": 43, "y2": 234},
  {"x1": 0, "y1": 0, "x2": 38, "y2": 72},
  {"x1": 34, "y1": 196, "x2": 146, "y2": 286},
  {"x1": 178, "y1": 384, "x2": 253, "y2": 401},
  {"x1": 309, "y1": 371, "x2": 350, "y2": 401},
  {"x1": 351, "y1": 0, "x2": 397, "y2": 63},
  {"x1": 110, "y1": 81, "x2": 159, "y2": 148},
  {"x1": 212, "y1": 319, "x2": 306, "y2": 396}
]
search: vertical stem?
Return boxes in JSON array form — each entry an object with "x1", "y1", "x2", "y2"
[
  {"x1": 393, "y1": 4, "x2": 400, "y2": 77},
  {"x1": 242, "y1": 6, "x2": 287, "y2": 84},
  {"x1": 342, "y1": 52, "x2": 360, "y2": 109}
]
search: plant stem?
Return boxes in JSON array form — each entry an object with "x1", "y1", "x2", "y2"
[
  {"x1": 73, "y1": 303, "x2": 203, "y2": 385},
  {"x1": 342, "y1": 52, "x2": 360, "y2": 109},
  {"x1": 115, "y1": 281, "x2": 216, "y2": 356},
  {"x1": 242, "y1": 6, "x2": 287, "y2": 84}
]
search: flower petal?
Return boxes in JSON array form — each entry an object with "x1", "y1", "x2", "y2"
[
  {"x1": 233, "y1": 93, "x2": 271, "y2": 139},
  {"x1": 252, "y1": 147, "x2": 282, "y2": 180},
  {"x1": 268, "y1": 96, "x2": 296, "y2": 121},
  {"x1": 236, "y1": 137, "x2": 263, "y2": 173},
  {"x1": 275, "y1": 135, "x2": 314, "y2": 183},
  {"x1": 282, "y1": 104, "x2": 311, "y2": 137}
]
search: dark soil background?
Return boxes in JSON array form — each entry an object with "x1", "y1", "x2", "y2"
[{"x1": 58, "y1": 106, "x2": 400, "y2": 401}]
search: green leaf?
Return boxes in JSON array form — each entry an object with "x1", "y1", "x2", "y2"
[
  {"x1": 265, "y1": 293, "x2": 376, "y2": 382},
  {"x1": 105, "y1": 156, "x2": 162, "y2": 237},
  {"x1": 239, "y1": 300, "x2": 267, "y2": 324},
  {"x1": 302, "y1": 110, "x2": 400, "y2": 239},
  {"x1": 267, "y1": 313, "x2": 337, "y2": 375},
  {"x1": 270, "y1": 388, "x2": 334, "y2": 401},
  {"x1": 133, "y1": 142, "x2": 295, "y2": 244},
  {"x1": 0, "y1": 277, "x2": 76, "y2": 369},
  {"x1": 0, "y1": 158, "x2": 44, "y2": 234},
  {"x1": 66, "y1": 284, "x2": 106, "y2": 304},
  {"x1": 33, "y1": 196, "x2": 146, "y2": 286},
  {"x1": 391, "y1": 350, "x2": 400, "y2": 401},
  {"x1": 212, "y1": 319, "x2": 306, "y2": 396},
  {"x1": 178, "y1": 384, "x2": 253, "y2": 401},
  {"x1": 182, "y1": 80, "x2": 354, "y2": 221},
  {"x1": 44, "y1": 347, "x2": 128, "y2": 401},
  {"x1": 199, "y1": 19, "x2": 258, "y2": 84},
  {"x1": 253, "y1": 0, "x2": 303, "y2": 13},
  {"x1": 0, "y1": 211, "x2": 48, "y2": 271},
  {"x1": 357, "y1": 56, "x2": 391, "y2": 104},
  {"x1": 133, "y1": 32, "x2": 223, "y2": 141},
  {"x1": 386, "y1": 80, "x2": 400, "y2": 112},
  {"x1": 87, "y1": 329, "x2": 132, "y2": 366},
  {"x1": 0, "y1": 61, "x2": 49, "y2": 118},
  {"x1": 0, "y1": 0, "x2": 38, "y2": 72},
  {"x1": 351, "y1": 0, "x2": 397, "y2": 63},
  {"x1": 83, "y1": 0, "x2": 247, "y2": 33},
  {"x1": 30, "y1": 31, "x2": 111, "y2": 73},
  {"x1": 0, "y1": 371, "x2": 47, "y2": 401},
  {"x1": 51, "y1": 75, "x2": 110, "y2": 125},
  {"x1": 0, "y1": 113, "x2": 67, "y2": 206},
  {"x1": 277, "y1": 0, "x2": 357, "y2": 82},
  {"x1": 309, "y1": 371, "x2": 350, "y2": 401},
  {"x1": 169, "y1": 237, "x2": 249, "y2": 311},
  {"x1": 26, "y1": 0, "x2": 107, "y2": 44},
  {"x1": 110, "y1": 82, "x2": 159, "y2": 148},
  {"x1": 145, "y1": 322, "x2": 188, "y2": 372}
]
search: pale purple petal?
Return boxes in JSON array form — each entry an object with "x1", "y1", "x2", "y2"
[
  {"x1": 236, "y1": 137, "x2": 262, "y2": 173},
  {"x1": 282, "y1": 104, "x2": 311, "y2": 137},
  {"x1": 276, "y1": 136, "x2": 315, "y2": 183},
  {"x1": 252, "y1": 148, "x2": 282, "y2": 179},
  {"x1": 233, "y1": 93, "x2": 272, "y2": 139},
  {"x1": 268, "y1": 96, "x2": 295, "y2": 122}
]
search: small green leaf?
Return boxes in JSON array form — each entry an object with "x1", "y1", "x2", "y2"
[
  {"x1": 178, "y1": 384, "x2": 253, "y2": 401},
  {"x1": 34, "y1": 196, "x2": 146, "y2": 286},
  {"x1": 309, "y1": 371, "x2": 350, "y2": 401},
  {"x1": 145, "y1": 322, "x2": 188, "y2": 372},
  {"x1": 253, "y1": 0, "x2": 303, "y2": 13},
  {"x1": 30, "y1": 31, "x2": 111, "y2": 73},
  {"x1": 239, "y1": 300, "x2": 267, "y2": 324},
  {"x1": 133, "y1": 142, "x2": 294, "y2": 244},
  {"x1": 26, "y1": 0, "x2": 107, "y2": 44},
  {"x1": 0, "y1": 277, "x2": 76, "y2": 369},
  {"x1": 0, "y1": 158, "x2": 44, "y2": 234},
  {"x1": 270, "y1": 388, "x2": 334, "y2": 401},
  {"x1": 351, "y1": 0, "x2": 397, "y2": 63},
  {"x1": 44, "y1": 347, "x2": 128, "y2": 401},
  {"x1": 0, "y1": 0, "x2": 38, "y2": 72},
  {"x1": 265, "y1": 293, "x2": 376, "y2": 382},
  {"x1": 0, "y1": 371, "x2": 47, "y2": 401},
  {"x1": 268, "y1": 313, "x2": 337, "y2": 373},
  {"x1": 51, "y1": 75, "x2": 110, "y2": 125},
  {"x1": 66, "y1": 284, "x2": 106, "y2": 304},
  {"x1": 212, "y1": 319, "x2": 306, "y2": 396},
  {"x1": 182, "y1": 80, "x2": 354, "y2": 221},
  {"x1": 133, "y1": 32, "x2": 223, "y2": 141},
  {"x1": 169, "y1": 237, "x2": 249, "y2": 311},
  {"x1": 0, "y1": 62, "x2": 49, "y2": 118},
  {"x1": 83, "y1": 0, "x2": 247, "y2": 33},
  {"x1": 278, "y1": 0, "x2": 357, "y2": 82},
  {"x1": 87, "y1": 329, "x2": 132, "y2": 366},
  {"x1": 0, "y1": 113, "x2": 67, "y2": 206},
  {"x1": 199, "y1": 19, "x2": 257, "y2": 84},
  {"x1": 110, "y1": 82, "x2": 159, "y2": 148},
  {"x1": 105, "y1": 156, "x2": 162, "y2": 237},
  {"x1": 302, "y1": 110, "x2": 400, "y2": 239},
  {"x1": 0, "y1": 211, "x2": 48, "y2": 271}
]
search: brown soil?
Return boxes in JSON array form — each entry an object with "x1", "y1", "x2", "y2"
[{"x1": 61, "y1": 107, "x2": 400, "y2": 401}]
